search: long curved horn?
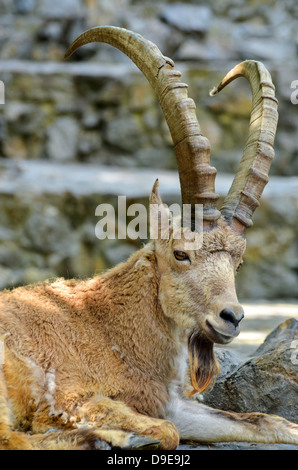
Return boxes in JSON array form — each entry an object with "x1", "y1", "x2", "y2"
[
  {"x1": 210, "y1": 60, "x2": 278, "y2": 235},
  {"x1": 65, "y1": 26, "x2": 221, "y2": 227}
]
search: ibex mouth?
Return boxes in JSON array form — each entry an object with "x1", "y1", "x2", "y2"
[{"x1": 205, "y1": 320, "x2": 240, "y2": 345}]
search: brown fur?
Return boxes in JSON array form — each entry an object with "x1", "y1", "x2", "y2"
[{"x1": 0, "y1": 191, "x2": 297, "y2": 449}]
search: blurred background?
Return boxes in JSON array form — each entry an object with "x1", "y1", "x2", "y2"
[{"x1": 0, "y1": 0, "x2": 297, "y2": 353}]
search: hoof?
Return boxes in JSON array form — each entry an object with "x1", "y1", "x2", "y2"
[
  {"x1": 125, "y1": 434, "x2": 161, "y2": 450},
  {"x1": 94, "y1": 439, "x2": 112, "y2": 450}
]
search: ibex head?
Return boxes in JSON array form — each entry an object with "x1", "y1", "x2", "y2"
[{"x1": 65, "y1": 26, "x2": 278, "y2": 393}]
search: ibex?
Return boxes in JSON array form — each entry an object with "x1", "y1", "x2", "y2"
[{"x1": 0, "y1": 26, "x2": 297, "y2": 450}]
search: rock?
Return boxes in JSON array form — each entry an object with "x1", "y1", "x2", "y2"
[
  {"x1": 23, "y1": 267, "x2": 56, "y2": 285},
  {"x1": 160, "y1": 3, "x2": 212, "y2": 34},
  {"x1": 254, "y1": 317, "x2": 298, "y2": 357},
  {"x1": 104, "y1": 111, "x2": 147, "y2": 154},
  {"x1": 213, "y1": 348, "x2": 244, "y2": 378},
  {"x1": 0, "y1": 226, "x2": 16, "y2": 242},
  {"x1": 37, "y1": 0, "x2": 83, "y2": 19},
  {"x1": 176, "y1": 39, "x2": 234, "y2": 61},
  {"x1": 13, "y1": 0, "x2": 36, "y2": 14},
  {"x1": 235, "y1": 38, "x2": 296, "y2": 61},
  {"x1": 6, "y1": 101, "x2": 34, "y2": 122},
  {"x1": 0, "y1": 243, "x2": 22, "y2": 268},
  {"x1": 203, "y1": 319, "x2": 298, "y2": 424},
  {"x1": 46, "y1": 117, "x2": 79, "y2": 161},
  {"x1": 37, "y1": 21, "x2": 63, "y2": 41},
  {"x1": 0, "y1": 266, "x2": 23, "y2": 290},
  {"x1": 237, "y1": 262, "x2": 298, "y2": 300},
  {"x1": 121, "y1": 16, "x2": 180, "y2": 58},
  {"x1": 78, "y1": 130, "x2": 102, "y2": 158},
  {"x1": 103, "y1": 241, "x2": 137, "y2": 266},
  {"x1": 21, "y1": 204, "x2": 74, "y2": 254}
]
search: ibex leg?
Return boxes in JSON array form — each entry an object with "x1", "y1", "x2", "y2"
[
  {"x1": 166, "y1": 394, "x2": 298, "y2": 445},
  {"x1": 74, "y1": 394, "x2": 180, "y2": 450}
]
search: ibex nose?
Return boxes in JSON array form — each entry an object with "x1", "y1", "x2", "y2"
[{"x1": 219, "y1": 308, "x2": 244, "y2": 328}]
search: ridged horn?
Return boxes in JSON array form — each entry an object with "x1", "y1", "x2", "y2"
[
  {"x1": 210, "y1": 60, "x2": 278, "y2": 235},
  {"x1": 65, "y1": 26, "x2": 221, "y2": 226}
]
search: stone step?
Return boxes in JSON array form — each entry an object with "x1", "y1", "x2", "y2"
[
  {"x1": 0, "y1": 59, "x2": 138, "y2": 78},
  {"x1": 1, "y1": 157, "x2": 298, "y2": 200}
]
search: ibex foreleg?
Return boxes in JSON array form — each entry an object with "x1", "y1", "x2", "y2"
[
  {"x1": 166, "y1": 394, "x2": 298, "y2": 445},
  {"x1": 73, "y1": 394, "x2": 179, "y2": 450}
]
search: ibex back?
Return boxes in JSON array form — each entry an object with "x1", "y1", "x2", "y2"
[{"x1": 0, "y1": 26, "x2": 297, "y2": 450}]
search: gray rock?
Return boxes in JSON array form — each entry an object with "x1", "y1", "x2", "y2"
[
  {"x1": 121, "y1": 16, "x2": 183, "y2": 58},
  {"x1": 104, "y1": 241, "x2": 137, "y2": 266},
  {"x1": 37, "y1": 0, "x2": 83, "y2": 19},
  {"x1": 176, "y1": 39, "x2": 235, "y2": 61},
  {"x1": 237, "y1": 262, "x2": 298, "y2": 300},
  {"x1": 0, "y1": 266, "x2": 23, "y2": 290},
  {"x1": 46, "y1": 117, "x2": 79, "y2": 161},
  {"x1": 0, "y1": 243, "x2": 21, "y2": 267},
  {"x1": 214, "y1": 348, "x2": 244, "y2": 378},
  {"x1": 37, "y1": 21, "x2": 63, "y2": 41},
  {"x1": 23, "y1": 267, "x2": 56, "y2": 285},
  {"x1": 6, "y1": 102, "x2": 34, "y2": 122},
  {"x1": 21, "y1": 204, "x2": 73, "y2": 254},
  {"x1": 13, "y1": 0, "x2": 36, "y2": 14},
  {"x1": 0, "y1": 226, "x2": 17, "y2": 242},
  {"x1": 160, "y1": 3, "x2": 212, "y2": 34},
  {"x1": 254, "y1": 317, "x2": 298, "y2": 357},
  {"x1": 104, "y1": 112, "x2": 147, "y2": 154},
  {"x1": 235, "y1": 38, "x2": 296, "y2": 61}
]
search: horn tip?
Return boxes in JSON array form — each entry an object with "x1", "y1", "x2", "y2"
[
  {"x1": 209, "y1": 86, "x2": 218, "y2": 96},
  {"x1": 64, "y1": 44, "x2": 76, "y2": 59}
]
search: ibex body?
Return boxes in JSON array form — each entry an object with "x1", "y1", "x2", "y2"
[{"x1": 0, "y1": 27, "x2": 297, "y2": 450}]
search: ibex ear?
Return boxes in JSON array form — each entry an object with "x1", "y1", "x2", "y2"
[
  {"x1": 149, "y1": 179, "x2": 171, "y2": 241},
  {"x1": 150, "y1": 179, "x2": 163, "y2": 205}
]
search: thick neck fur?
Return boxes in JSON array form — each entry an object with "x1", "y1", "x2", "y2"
[
  {"x1": 76, "y1": 243, "x2": 184, "y2": 415},
  {"x1": 100, "y1": 243, "x2": 183, "y2": 366}
]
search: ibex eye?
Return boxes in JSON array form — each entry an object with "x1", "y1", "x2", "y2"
[
  {"x1": 174, "y1": 250, "x2": 190, "y2": 261},
  {"x1": 236, "y1": 260, "x2": 243, "y2": 272}
]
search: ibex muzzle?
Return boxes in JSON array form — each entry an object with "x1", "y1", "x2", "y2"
[{"x1": 207, "y1": 305, "x2": 245, "y2": 343}]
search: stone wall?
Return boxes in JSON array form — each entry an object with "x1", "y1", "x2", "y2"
[
  {"x1": 1, "y1": 0, "x2": 298, "y2": 174},
  {"x1": 0, "y1": 0, "x2": 297, "y2": 299}
]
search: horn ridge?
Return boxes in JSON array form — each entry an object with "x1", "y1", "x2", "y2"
[{"x1": 211, "y1": 60, "x2": 278, "y2": 234}]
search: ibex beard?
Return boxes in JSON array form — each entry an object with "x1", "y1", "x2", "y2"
[{"x1": 1, "y1": 26, "x2": 298, "y2": 450}]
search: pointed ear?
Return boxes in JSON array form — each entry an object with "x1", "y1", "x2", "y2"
[
  {"x1": 149, "y1": 179, "x2": 171, "y2": 241},
  {"x1": 150, "y1": 179, "x2": 163, "y2": 205}
]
